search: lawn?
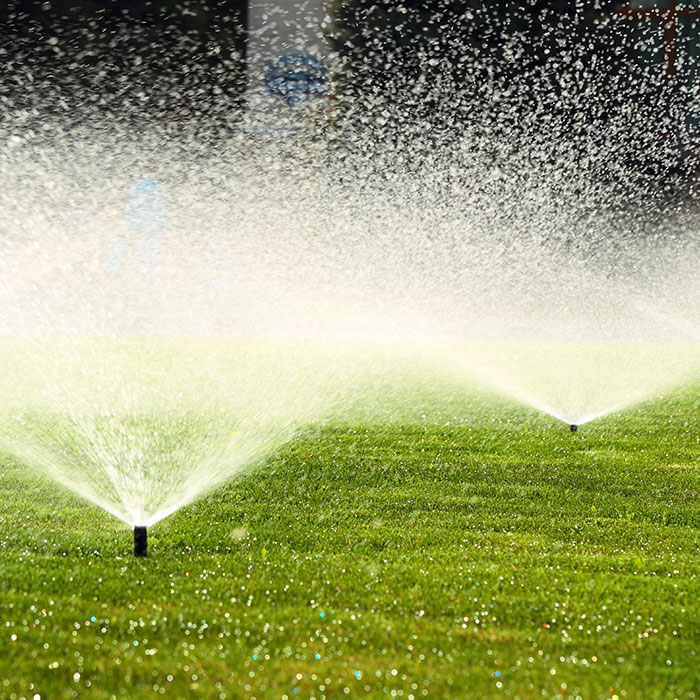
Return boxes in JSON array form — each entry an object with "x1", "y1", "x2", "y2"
[{"x1": 2, "y1": 387, "x2": 700, "y2": 699}]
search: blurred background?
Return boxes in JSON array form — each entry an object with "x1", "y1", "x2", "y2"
[
  {"x1": 0, "y1": 0, "x2": 248, "y2": 131},
  {"x1": 3, "y1": 1, "x2": 700, "y2": 203}
]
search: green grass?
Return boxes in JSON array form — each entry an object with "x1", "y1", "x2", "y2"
[{"x1": 2, "y1": 389, "x2": 700, "y2": 700}]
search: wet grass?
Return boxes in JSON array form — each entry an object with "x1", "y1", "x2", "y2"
[{"x1": 2, "y1": 390, "x2": 700, "y2": 699}]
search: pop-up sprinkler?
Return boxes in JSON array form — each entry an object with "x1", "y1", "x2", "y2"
[
  {"x1": 570, "y1": 424, "x2": 578, "y2": 433},
  {"x1": 134, "y1": 526, "x2": 147, "y2": 557}
]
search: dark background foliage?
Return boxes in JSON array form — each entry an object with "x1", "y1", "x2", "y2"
[
  {"x1": 0, "y1": 0, "x2": 247, "y2": 133},
  {"x1": 329, "y1": 1, "x2": 697, "y2": 205},
  {"x1": 330, "y1": 1, "x2": 664, "y2": 122}
]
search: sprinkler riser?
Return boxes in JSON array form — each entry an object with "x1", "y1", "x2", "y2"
[
  {"x1": 134, "y1": 526, "x2": 147, "y2": 557},
  {"x1": 570, "y1": 424, "x2": 578, "y2": 433}
]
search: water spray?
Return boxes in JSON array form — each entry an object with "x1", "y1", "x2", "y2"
[
  {"x1": 134, "y1": 526, "x2": 147, "y2": 557},
  {"x1": 570, "y1": 424, "x2": 578, "y2": 433}
]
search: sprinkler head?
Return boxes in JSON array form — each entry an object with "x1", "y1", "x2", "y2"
[
  {"x1": 570, "y1": 424, "x2": 578, "y2": 433},
  {"x1": 134, "y1": 526, "x2": 147, "y2": 557}
]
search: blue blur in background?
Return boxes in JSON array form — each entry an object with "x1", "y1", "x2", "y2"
[
  {"x1": 104, "y1": 178, "x2": 165, "y2": 279},
  {"x1": 124, "y1": 178, "x2": 165, "y2": 233}
]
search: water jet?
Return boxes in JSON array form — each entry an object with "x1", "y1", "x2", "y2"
[
  {"x1": 134, "y1": 526, "x2": 147, "y2": 557},
  {"x1": 3, "y1": 1, "x2": 700, "y2": 542}
]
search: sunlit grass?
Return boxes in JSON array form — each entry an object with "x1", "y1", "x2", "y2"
[{"x1": 2, "y1": 387, "x2": 700, "y2": 699}]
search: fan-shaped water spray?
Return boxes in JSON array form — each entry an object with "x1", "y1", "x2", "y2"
[{"x1": 3, "y1": 1, "x2": 700, "y2": 554}]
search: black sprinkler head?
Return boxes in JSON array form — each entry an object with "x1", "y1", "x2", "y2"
[
  {"x1": 134, "y1": 526, "x2": 147, "y2": 557},
  {"x1": 570, "y1": 424, "x2": 578, "y2": 433}
]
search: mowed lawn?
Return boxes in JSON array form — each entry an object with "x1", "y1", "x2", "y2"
[{"x1": 2, "y1": 390, "x2": 700, "y2": 700}]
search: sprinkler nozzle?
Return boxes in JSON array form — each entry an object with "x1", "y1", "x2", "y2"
[
  {"x1": 570, "y1": 424, "x2": 578, "y2": 433},
  {"x1": 134, "y1": 526, "x2": 147, "y2": 557}
]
